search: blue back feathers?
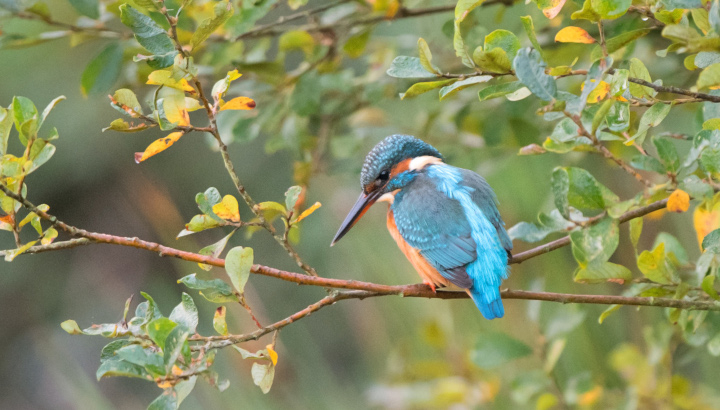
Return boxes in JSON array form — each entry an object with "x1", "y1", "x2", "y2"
[{"x1": 360, "y1": 135, "x2": 442, "y2": 189}]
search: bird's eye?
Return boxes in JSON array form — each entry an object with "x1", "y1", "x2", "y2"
[{"x1": 377, "y1": 170, "x2": 389, "y2": 181}]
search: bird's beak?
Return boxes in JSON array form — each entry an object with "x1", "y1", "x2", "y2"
[{"x1": 331, "y1": 190, "x2": 381, "y2": 246}]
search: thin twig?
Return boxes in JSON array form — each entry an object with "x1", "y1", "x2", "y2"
[
  {"x1": 598, "y1": 20, "x2": 608, "y2": 58},
  {"x1": 564, "y1": 111, "x2": 654, "y2": 188}
]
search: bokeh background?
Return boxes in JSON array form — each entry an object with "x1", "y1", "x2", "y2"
[{"x1": 1, "y1": 0, "x2": 719, "y2": 409}]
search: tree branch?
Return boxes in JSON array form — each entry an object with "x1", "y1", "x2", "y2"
[
  {"x1": 3, "y1": 182, "x2": 699, "y2": 316},
  {"x1": 233, "y1": 1, "x2": 513, "y2": 41}
]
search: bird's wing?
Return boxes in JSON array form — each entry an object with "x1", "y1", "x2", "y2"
[
  {"x1": 392, "y1": 172, "x2": 477, "y2": 289},
  {"x1": 459, "y1": 168, "x2": 513, "y2": 255}
]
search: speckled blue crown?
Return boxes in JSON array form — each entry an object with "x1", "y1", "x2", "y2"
[{"x1": 360, "y1": 135, "x2": 443, "y2": 188}]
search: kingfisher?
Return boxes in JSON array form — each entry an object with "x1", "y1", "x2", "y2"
[{"x1": 331, "y1": 135, "x2": 513, "y2": 319}]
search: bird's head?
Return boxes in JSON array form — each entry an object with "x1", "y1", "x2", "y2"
[{"x1": 331, "y1": 134, "x2": 443, "y2": 245}]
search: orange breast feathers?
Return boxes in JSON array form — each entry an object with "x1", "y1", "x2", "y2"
[{"x1": 386, "y1": 208, "x2": 450, "y2": 291}]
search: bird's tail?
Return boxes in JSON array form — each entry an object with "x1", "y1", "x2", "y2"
[{"x1": 466, "y1": 287, "x2": 504, "y2": 320}]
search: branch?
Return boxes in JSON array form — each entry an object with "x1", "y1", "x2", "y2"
[
  {"x1": 155, "y1": 2, "x2": 319, "y2": 277},
  {"x1": 563, "y1": 111, "x2": 654, "y2": 188},
  {"x1": 3, "y1": 182, "x2": 696, "y2": 312},
  {"x1": 233, "y1": 1, "x2": 513, "y2": 41},
  {"x1": 234, "y1": 0, "x2": 350, "y2": 40},
  {"x1": 191, "y1": 286, "x2": 720, "y2": 350},
  {"x1": 12, "y1": 11, "x2": 128, "y2": 39}
]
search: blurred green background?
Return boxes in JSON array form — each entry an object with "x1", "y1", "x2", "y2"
[{"x1": 2, "y1": 0, "x2": 720, "y2": 409}]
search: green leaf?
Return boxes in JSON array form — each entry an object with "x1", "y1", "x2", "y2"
[
  {"x1": 484, "y1": 29, "x2": 521, "y2": 60},
  {"x1": 471, "y1": 332, "x2": 532, "y2": 369},
  {"x1": 453, "y1": 1, "x2": 484, "y2": 68},
  {"x1": 191, "y1": 1, "x2": 233, "y2": 49},
  {"x1": 81, "y1": 43, "x2": 123, "y2": 96},
  {"x1": 520, "y1": 16, "x2": 545, "y2": 60},
  {"x1": 590, "y1": 29, "x2": 651, "y2": 61},
  {"x1": 551, "y1": 167, "x2": 570, "y2": 219},
  {"x1": 599, "y1": 305, "x2": 621, "y2": 324},
  {"x1": 102, "y1": 118, "x2": 149, "y2": 133},
  {"x1": 0, "y1": 106, "x2": 12, "y2": 155},
  {"x1": 513, "y1": 48, "x2": 556, "y2": 101},
  {"x1": 12, "y1": 96, "x2": 38, "y2": 145},
  {"x1": 251, "y1": 362, "x2": 275, "y2": 394},
  {"x1": 628, "y1": 58, "x2": 654, "y2": 98},
  {"x1": 279, "y1": 30, "x2": 315, "y2": 54},
  {"x1": 630, "y1": 218, "x2": 643, "y2": 250},
  {"x1": 401, "y1": 80, "x2": 456, "y2": 99},
  {"x1": 148, "y1": 390, "x2": 178, "y2": 410},
  {"x1": 169, "y1": 293, "x2": 198, "y2": 334},
  {"x1": 178, "y1": 214, "x2": 222, "y2": 237},
  {"x1": 702, "y1": 228, "x2": 720, "y2": 252},
  {"x1": 214, "y1": 307, "x2": 228, "y2": 335},
  {"x1": 198, "y1": 231, "x2": 235, "y2": 271},
  {"x1": 178, "y1": 274, "x2": 240, "y2": 303},
  {"x1": 116, "y1": 345, "x2": 165, "y2": 376},
  {"x1": 507, "y1": 209, "x2": 574, "y2": 242},
  {"x1": 96, "y1": 357, "x2": 150, "y2": 381},
  {"x1": 196, "y1": 187, "x2": 223, "y2": 221},
  {"x1": 119, "y1": 4, "x2": 177, "y2": 68},
  {"x1": 626, "y1": 103, "x2": 672, "y2": 146},
  {"x1": 698, "y1": 62, "x2": 720, "y2": 89},
  {"x1": 343, "y1": 29, "x2": 371, "y2": 59},
  {"x1": 652, "y1": 137, "x2": 680, "y2": 172},
  {"x1": 711, "y1": 0, "x2": 720, "y2": 34},
  {"x1": 285, "y1": 185, "x2": 302, "y2": 210},
  {"x1": 574, "y1": 261, "x2": 632, "y2": 283},
  {"x1": 637, "y1": 243, "x2": 676, "y2": 284},
  {"x1": 112, "y1": 89, "x2": 143, "y2": 116},
  {"x1": 61, "y1": 319, "x2": 83, "y2": 335},
  {"x1": 478, "y1": 81, "x2": 523, "y2": 101},
  {"x1": 553, "y1": 167, "x2": 611, "y2": 214},
  {"x1": 592, "y1": 99, "x2": 614, "y2": 133},
  {"x1": 591, "y1": 0, "x2": 631, "y2": 19},
  {"x1": 387, "y1": 56, "x2": 437, "y2": 78},
  {"x1": 163, "y1": 326, "x2": 190, "y2": 369},
  {"x1": 147, "y1": 318, "x2": 177, "y2": 351},
  {"x1": 101, "y1": 340, "x2": 131, "y2": 361},
  {"x1": 570, "y1": 218, "x2": 619, "y2": 267},
  {"x1": 417, "y1": 38, "x2": 437, "y2": 74},
  {"x1": 472, "y1": 47, "x2": 512, "y2": 73},
  {"x1": 702, "y1": 275, "x2": 720, "y2": 300},
  {"x1": 439, "y1": 76, "x2": 492, "y2": 100},
  {"x1": 225, "y1": 246, "x2": 253, "y2": 294},
  {"x1": 571, "y1": 0, "x2": 600, "y2": 22},
  {"x1": 68, "y1": 0, "x2": 99, "y2": 19}
]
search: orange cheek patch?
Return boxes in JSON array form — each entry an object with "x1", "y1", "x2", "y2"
[{"x1": 390, "y1": 158, "x2": 412, "y2": 179}]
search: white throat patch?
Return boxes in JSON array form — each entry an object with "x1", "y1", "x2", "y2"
[{"x1": 409, "y1": 155, "x2": 443, "y2": 171}]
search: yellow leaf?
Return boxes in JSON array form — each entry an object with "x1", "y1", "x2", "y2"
[
  {"x1": 542, "y1": 0, "x2": 566, "y2": 19},
  {"x1": 266, "y1": 344, "x2": 278, "y2": 366},
  {"x1": 135, "y1": 132, "x2": 184, "y2": 163},
  {"x1": 296, "y1": 202, "x2": 321, "y2": 222},
  {"x1": 147, "y1": 70, "x2": 195, "y2": 93},
  {"x1": 213, "y1": 195, "x2": 241, "y2": 222},
  {"x1": 577, "y1": 385, "x2": 603, "y2": 406},
  {"x1": 586, "y1": 81, "x2": 610, "y2": 103},
  {"x1": 555, "y1": 26, "x2": 596, "y2": 44},
  {"x1": 694, "y1": 194, "x2": 720, "y2": 247},
  {"x1": 667, "y1": 189, "x2": 690, "y2": 213},
  {"x1": 163, "y1": 93, "x2": 190, "y2": 126},
  {"x1": 220, "y1": 96, "x2": 256, "y2": 111}
]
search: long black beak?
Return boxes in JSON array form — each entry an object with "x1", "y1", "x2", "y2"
[{"x1": 331, "y1": 190, "x2": 381, "y2": 246}]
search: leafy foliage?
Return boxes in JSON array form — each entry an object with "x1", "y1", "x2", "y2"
[{"x1": 3, "y1": 0, "x2": 720, "y2": 408}]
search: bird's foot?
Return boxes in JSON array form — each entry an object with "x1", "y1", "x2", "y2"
[{"x1": 423, "y1": 280, "x2": 437, "y2": 293}]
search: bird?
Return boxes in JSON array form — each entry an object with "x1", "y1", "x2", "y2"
[{"x1": 331, "y1": 135, "x2": 513, "y2": 319}]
